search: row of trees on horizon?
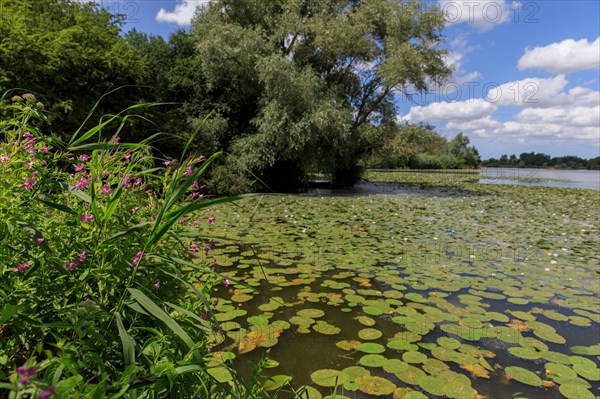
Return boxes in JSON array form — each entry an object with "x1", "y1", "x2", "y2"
[{"x1": 483, "y1": 152, "x2": 600, "y2": 170}]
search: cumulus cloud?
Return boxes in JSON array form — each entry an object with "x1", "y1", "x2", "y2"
[
  {"x1": 156, "y1": 1, "x2": 209, "y2": 26},
  {"x1": 405, "y1": 99, "x2": 497, "y2": 123},
  {"x1": 403, "y1": 73, "x2": 600, "y2": 143},
  {"x1": 486, "y1": 75, "x2": 599, "y2": 108},
  {"x1": 437, "y1": 0, "x2": 515, "y2": 31},
  {"x1": 518, "y1": 37, "x2": 600, "y2": 74}
]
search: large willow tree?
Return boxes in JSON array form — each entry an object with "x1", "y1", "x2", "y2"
[{"x1": 191, "y1": 0, "x2": 451, "y2": 189}]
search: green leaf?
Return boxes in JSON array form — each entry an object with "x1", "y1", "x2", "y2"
[
  {"x1": 115, "y1": 313, "x2": 135, "y2": 367},
  {"x1": 128, "y1": 288, "x2": 195, "y2": 351}
]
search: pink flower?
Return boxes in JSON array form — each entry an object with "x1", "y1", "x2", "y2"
[
  {"x1": 132, "y1": 250, "x2": 142, "y2": 267},
  {"x1": 123, "y1": 174, "x2": 132, "y2": 188},
  {"x1": 154, "y1": 281, "x2": 161, "y2": 290},
  {"x1": 37, "y1": 387, "x2": 54, "y2": 399},
  {"x1": 207, "y1": 217, "x2": 216, "y2": 224},
  {"x1": 79, "y1": 250, "x2": 87, "y2": 262},
  {"x1": 190, "y1": 242, "x2": 199, "y2": 253},
  {"x1": 184, "y1": 166, "x2": 193, "y2": 176},
  {"x1": 162, "y1": 159, "x2": 176, "y2": 167},
  {"x1": 74, "y1": 163, "x2": 85, "y2": 172},
  {"x1": 41, "y1": 146, "x2": 49, "y2": 154},
  {"x1": 193, "y1": 219, "x2": 200, "y2": 227},
  {"x1": 65, "y1": 260, "x2": 79, "y2": 270},
  {"x1": 13, "y1": 262, "x2": 30, "y2": 273},
  {"x1": 0, "y1": 154, "x2": 9, "y2": 163},
  {"x1": 178, "y1": 217, "x2": 186, "y2": 225},
  {"x1": 27, "y1": 161, "x2": 34, "y2": 169},
  {"x1": 192, "y1": 180, "x2": 200, "y2": 190},
  {"x1": 124, "y1": 151, "x2": 133, "y2": 163},
  {"x1": 113, "y1": 136, "x2": 120, "y2": 144},
  {"x1": 104, "y1": 171, "x2": 110, "y2": 177},
  {"x1": 22, "y1": 175, "x2": 36, "y2": 191},
  {"x1": 17, "y1": 365, "x2": 36, "y2": 385},
  {"x1": 78, "y1": 154, "x2": 91, "y2": 162},
  {"x1": 23, "y1": 131, "x2": 34, "y2": 140},
  {"x1": 134, "y1": 177, "x2": 142, "y2": 187},
  {"x1": 74, "y1": 176, "x2": 89, "y2": 189},
  {"x1": 101, "y1": 184, "x2": 111, "y2": 195},
  {"x1": 131, "y1": 206, "x2": 140, "y2": 214},
  {"x1": 224, "y1": 275, "x2": 230, "y2": 288},
  {"x1": 37, "y1": 237, "x2": 45, "y2": 246},
  {"x1": 204, "y1": 244, "x2": 212, "y2": 254},
  {"x1": 80, "y1": 213, "x2": 94, "y2": 224},
  {"x1": 199, "y1": 155, "x2": 207, "y2": 162},
  {"x1": 190, "y1": 192, "x2": 202, "y2": 200}
]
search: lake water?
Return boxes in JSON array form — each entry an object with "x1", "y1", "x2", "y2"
[{"x1": 479, "y1": 168, "x2": 600, "y2": 191}]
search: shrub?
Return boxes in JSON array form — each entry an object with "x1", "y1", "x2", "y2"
[{"x1": 0, "y1": 94, "x2": 259, "y2": 398}]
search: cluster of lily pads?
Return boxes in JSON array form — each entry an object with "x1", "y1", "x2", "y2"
[{"x1": 198, "y1": 173, "x2": 599, "y2": 398}]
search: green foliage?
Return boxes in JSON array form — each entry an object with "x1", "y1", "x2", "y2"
[
  {"x1": 364, "y1": 123, "x2": 480, "y2": 169},
  {"x1": 190, "y1": 0, "x2": 451, "y2": 189},
  {"x1": 0, "y1": 97, "x2": 261, "y2": 398},
  {"x1": 484, "y1": 152, "x2": 600, "y2": 170},
  {"x1": 0, "y1": 0, "x2": 146, "y2": 134}
]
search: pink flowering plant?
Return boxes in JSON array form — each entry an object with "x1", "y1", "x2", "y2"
[{"x1": 0, "y1": 95, "x2": 253, "y2": 398}]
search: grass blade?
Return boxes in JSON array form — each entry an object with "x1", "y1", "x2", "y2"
[
  {"x1": 115, "y1": 313, "x2": 136, "y2": 367},
  {"x1": 128, "y1": 288, "x2": 195, "y2": 350}
]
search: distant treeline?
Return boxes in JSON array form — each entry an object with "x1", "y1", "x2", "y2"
[{"x1": 483, "y1": 152, "x2": 600, "y2": 170}]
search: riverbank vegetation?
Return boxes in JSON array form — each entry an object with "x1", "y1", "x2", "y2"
[{"x1": 483, "y1": 152, "x2": 600, "y2": 170}]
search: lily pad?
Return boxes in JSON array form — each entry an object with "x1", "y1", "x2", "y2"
[
  {"x1": 355, "y1": 375, "x2": 396, "y2": 396},
  {"x1": 359, "y1": 354, "x2": 386, "y2": 367},
  {"x1": 437, "y1": 337, "x2": 461, "y2": 350},
  {"x1": 297, "y1": 308, "x2": 325, "y2": 318},
  {"x1": 358, "y1": 342, "x2": 386, "y2": 354},
  {"x1": 342, "y1": 366, "x2": 370, "y2": 381},
  {"x1": 505, "y1": 366, "x2": 542, "y2": 386},
  {"x1": 207, "y1": 366, "x2": 234, "y2": 383},
  {"x1": 382, "y1": 359, "x2": 409, "y2": 374},
  {"x1": 417, "y1": 376, "x2": 445, "y2": 396},
  {"x1": 558, "y1": 382, "x2": 595, "y2": 399},
  {"x1": 358, "y1": 328, "x2": 383, "y2": 340},
  {"x1": 336, "y1": 340, "x2": 361, "y2": 351},
  {"x1": 356, "y1": 315, "x2": 376, "y2": 326},
  {"x1": 313, "y1": 320, "x2": 341, "y2": 335},
  {"x1": 402, "y1": 351, "x2": 427, "y2": 364},
  {"x1": 264, "y1": 375, "x2": 292, "y2": 391},
  {"x1": 310, "y1": 369, "x2": 349, "y2": 387}
]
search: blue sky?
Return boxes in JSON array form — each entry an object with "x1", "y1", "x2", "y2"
[{"x1": 93, "y1": 0, "x2": 599, "y2": 159}]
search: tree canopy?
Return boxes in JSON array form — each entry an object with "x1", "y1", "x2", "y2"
[{"x1": 189, "y1": 0, "x2": 452, "y2": 189}]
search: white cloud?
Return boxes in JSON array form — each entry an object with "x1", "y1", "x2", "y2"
[
  {"x1": 156, "y1": 1, "x2": 209, "y2": 26},
  {"x1": 485, "y1": 75, "x2": 600, "y2": 108},
  {"x1": 405, "y1": 99, "x2": 497, "y2": 122},
  {"x1": 437, "y1": 0, "x2": 514, "y2": 31},
  {"x1": 518, "y1": 38, "x2": 600, "y2": 74}
]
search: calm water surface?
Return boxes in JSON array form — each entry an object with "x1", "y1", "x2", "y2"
[{"x1": 479, "y1": 168, "x2": 600, "y2": 190}]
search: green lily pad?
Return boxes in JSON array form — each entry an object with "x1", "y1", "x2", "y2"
[
  {"x1": 505, "y1": 366, "x2": 542, "y2": 386},
  {"x1": 336, "y1": 340, "x2": 361, "y2": 351},
  {"x1": 543, "y1": 309, "x2": 569, "y2": 321},
  {"x1": 437, "y1": 337, "x2": 461, "y2": 350},
  {"x1": 264, "y1": 375, "x2": 292, "y2": 391},
  {"x1": 358, "y1": 342, "x2": 386, "y2": 354},
  {"x1": 382, "y1": 359, "x2": 409, "y2": 374},
  {"x1": 341, "y1": 366, "x2": 370, "y2": 381},
  {"x1": 297, "y1": 308, "x2": 325, "y2": 318},
  {"x1": 247, "y1": 315, "x2": 269, "y2": 325},
  {"x1": 545, "y1": 362, "x2": 577, "y2": 382},
  {"x1": 572, "y1": 364, "x2": 600, "y2": 381},
  {"x1": 231, "y1": 293, "x2": 254, "y2": 302},
  {"x1": 359, "y1": 354, "x2": 386, "y2": 367},
  {"x1": 356, "y1": 315, "x2": 376, "y2": 326},
  {"x1": 508, "y1": 346, "x2": 544, "y2": 360},
  {"x1": 402, "y1": 351, "x2": 427, "y2": 364},
  {"x1": 362, "y1": 306, "x2": 384, "y2": 316},
  {"x1": 355, "y1": 375, "x2": 396, "y2": 396},
  {"x1": 310, "y1": 369, "x2": 349, "y2": 387},
  {"x1": 289, "y1": 315, "x2": 315, "y2": 326},
  {"x1": 417, "y1": 376, "x2": 445, "y2": 396},
  {"x1": 394, "y1": 365, "x2": 426, "y2": 385},
  {"x1": 358, "y1": 328, "x2": 382, "y2": 340},
  {"x1": 558, "y1": 382, "x2": 595, "y2": 399},
  {"x1": 570, "y1": 345, "x2": 600, "y2": 356},
  {"x1": 313, "y1": 320, "x2": 341, "y2": 335},
  {"x1": 387, "y1": 339, "x2": 418, "y2": 351}
]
